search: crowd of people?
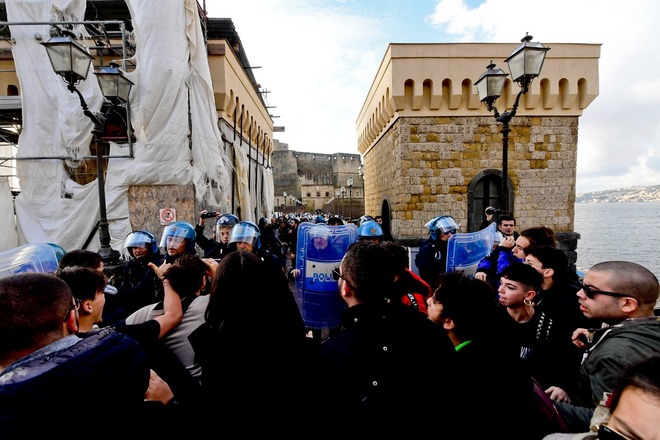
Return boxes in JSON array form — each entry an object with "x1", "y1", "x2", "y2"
[{"x1": 1, "y1": 208, "x2": 659, "y2": 439}]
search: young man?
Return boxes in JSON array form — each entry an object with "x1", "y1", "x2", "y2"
[
  {"x1": 475, "y1": 213, "x2": 518, "y2": 287},
  {"x1": 495, "y1": 263, "x2": 580, "y2": 400},
  {"x1": 544, "y1": 356, "x2": 660, "y2": 440},
  {"x1": 195, "y1": 212, "x2": 238, "y2": 260},
  {"x1": 428, "y1": 271, "x2": 562, "y2": 439},
  {"x1": 307, "y1": 241, "x2": 458, "y2": 436},
  {"x1": 125, "y1": 254, "x2": 210, "y2": 383},
  {"x1": 552, "y1": 261, "x2": 660, "y2": 433},
  {"x1": 56, "y1": 266, "x2": 107, "y2": 332},
  {"x1": 0, "y1": 273, "x2": 160, "y2": 438}
]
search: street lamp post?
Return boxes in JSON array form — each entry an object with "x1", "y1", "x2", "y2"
[
  {"x1": 474, "y1": 33, "x2": 549, "y2": 213},
  {"x1": 283, "y1": 192, "x2": 287, "y2": 215},
  {"x1": 347, "y1": 177, "x2": 353, "y2": 220},
  {"x1": 358, "y1": 164, "x2": 364, "y2": 216},
  {"x1": 340, "y1": 186, "x2": 346, "y2": 219},
  {"x1": 42, "y1": 35, "x2": 134, "y2": 265}
]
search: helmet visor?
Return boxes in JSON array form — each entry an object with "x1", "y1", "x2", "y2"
[
  {"x1": 435, "y1": 216, "x2": 459, "y2": 234},
  {"x1": 159, "y1": 224, "x2": 192, "y2": 250},
  {"x1": 125, "y1": 231, "x2": 155, "y2": 250},
  {"x1": 229, "y1": 223, "x2": 260, "y2": 247}
]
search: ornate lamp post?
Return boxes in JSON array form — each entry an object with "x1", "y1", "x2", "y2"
[
  {"x1": 357, "y1": 164, "x2": 364, "y2": 216},
  {"x1": 42, "y1": 35, "x2": 134, "y2": 265},
  {"x1": 474, "y1": 33, "x2": 549, "y2": 213},
  {"x1": 340, "y1": 186, "x2": 346, "y2": 218},
  {"x1": 347, "y1": 177, "x2": 353, "y2": 220}
]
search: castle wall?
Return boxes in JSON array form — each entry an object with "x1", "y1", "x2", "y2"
[{"x1": 367, "y1": 115, "x2": 579, "y2": 239}]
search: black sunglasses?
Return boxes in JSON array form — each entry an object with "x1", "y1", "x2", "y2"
[
  {"x1": 582, "y1": 284, "x2": 633, "y2": 300},
  {"x1": 332, "y1": 267, "x2": 345, "y2": 282},
  {"x1": 598, "y1": 424, "x2": 631, "y2": 440}
]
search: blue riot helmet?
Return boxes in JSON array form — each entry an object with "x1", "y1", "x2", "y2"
[
  {"x1": 159, "y1": 221, "x2": 196, "y2": 252},
  {"x1": 357, "y1": 220, "x2": 383, "y2": 241},
  {"x1": 358, "y1": 215, "x2": 375, "y2": 226},
  {"x1": 310, "y1": 224, "x2": 332, "y2": 240},
  {"x1": 215, "y1": 213, "x2": 239, "y2": 242},
  {"x1": 47, "y1": 243, "x2": 67, "y2": 263},
  {"x1": 425, "y1": 215, "x2": 460, "y2": 240},
  {"x1": 124, "y1": 230, "x2": 159, "y2": 258},
  {"x1": 315, "y1": 215, "x2": 326, "y2": 224},
  {"x1": 216, "y1": 213, "x2": 239, "y2": 228},
  {"x1": 229, "y1": 221, "x2": 261, "y2": 249}
]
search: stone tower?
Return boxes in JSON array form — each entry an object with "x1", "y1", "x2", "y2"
[{"x1": 356, "y1": 41, "x2": 600, "y2": 264}]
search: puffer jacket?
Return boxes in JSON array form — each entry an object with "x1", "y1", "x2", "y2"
[{"x1": 0, "y1": 328, "x2": 150, "y2": 438}]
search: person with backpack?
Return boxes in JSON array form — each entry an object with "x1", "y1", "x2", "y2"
[{"x1": 382, "y1": 241, "x2": 432, "y2": 315}]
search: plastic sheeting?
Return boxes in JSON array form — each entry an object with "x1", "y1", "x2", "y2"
[
  {"x1": 0, "y1": 177, "x2": 18, "y2": 251},
  {"x1": 8, "y1": 0, "x2": 235, "y2": 253}
]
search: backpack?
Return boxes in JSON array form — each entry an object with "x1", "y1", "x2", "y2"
[{"x1": 531, "y1": 376, "x2": 571, "y2": 434}]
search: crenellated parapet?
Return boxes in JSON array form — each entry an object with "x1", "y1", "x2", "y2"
[{"x1": 357, "y1": 42, "x2": 600, "y2": 154}]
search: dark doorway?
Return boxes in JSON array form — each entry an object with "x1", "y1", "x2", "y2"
[
  {"x1": 380, "y1": 199, "x2": 392, "y2": 239},
  {"x1": 468, "y1": 170, "x2": 503, "y2": 232}
]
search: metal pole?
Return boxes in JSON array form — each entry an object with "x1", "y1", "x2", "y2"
[
  {"x1": 501, "y1": 121, "x2": 509, "y2": 213},
  {"x1": 349, "y1": 186, "x2": 352, "y2": 220},
  {"x1": 494, "y1": 86, "x2": 526, "y2": 214},
  {"x1": 70, "y1": 85, "x2": 119, "y2": 265},
  {"x1": 93, "y1": 133, "x2": 118, "y2": 264}
]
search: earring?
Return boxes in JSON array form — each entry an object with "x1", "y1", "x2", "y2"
[{"x1": 523, "y1": 298, "x2": 533, "y2": 306}]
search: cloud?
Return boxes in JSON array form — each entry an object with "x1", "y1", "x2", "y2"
[{"x1": 206, "y1": 0, "x2": 660, "y2": 193}]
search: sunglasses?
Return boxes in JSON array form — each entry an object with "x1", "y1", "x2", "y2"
[
  {"x1": 582, "y1": 284, "x2": 634, "y2": 300},
  {"x1": 598, "y1": 424, "x2": 632, "y2": 440},
  {"x1": 442, "y1": 229, "x2": 456, "y2": 235},
  {"x1": 332, "y1": 267, "x2": 346, "y2": 282}
]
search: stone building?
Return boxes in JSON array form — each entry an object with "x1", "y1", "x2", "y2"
[
  {"x1": 271, "y1": 139, "x2": 364, "y2": 219},
  {"x1": 0, "y1": 2, "x2": 277, "y2": 254},
  {"x1": 356, "y1": 41, "x2": 600, "y2": 264}
]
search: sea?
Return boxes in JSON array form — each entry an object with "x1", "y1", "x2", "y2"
[{"x1": 574, "y1": 202, "x2": 660, "y2": 278}]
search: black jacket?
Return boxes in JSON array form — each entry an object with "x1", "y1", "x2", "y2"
[
  {"x1": 308, "y1": 301, "x2": 458, "y2": 435},
  {"x1": 415, "y1": 237, "x2": 449, "y2": 290}
]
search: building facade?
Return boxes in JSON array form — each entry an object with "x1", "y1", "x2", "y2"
[
  {"x1": 356, "y1": 42, "x2": 600, "y2": 264},
  {"x1": 271, "y1": 139, "x2": 364, "y2": 220},
  {"x1": 0, "y1": 2, "x2": 276, "y2": 253}
]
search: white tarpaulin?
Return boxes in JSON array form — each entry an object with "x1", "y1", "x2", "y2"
[
  {"x1": 0, "y1": 177, "x2": 18, "y2": 251},
  {"x1": 8, "y1": 0, "x2": 233, "y2": 252}
]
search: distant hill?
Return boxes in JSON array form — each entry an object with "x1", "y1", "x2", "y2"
[{"x1": 576, "y1": 185, "x2": 660, "y2": 203}]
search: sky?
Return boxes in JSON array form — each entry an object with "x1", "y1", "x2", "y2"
[{"x1": 204, "y1": 0, "x2": 660, "y2": 194}]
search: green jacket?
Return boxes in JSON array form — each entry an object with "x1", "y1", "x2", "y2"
[{"x1": 556, "y1": 317, "x2": 660, "y2": 432}]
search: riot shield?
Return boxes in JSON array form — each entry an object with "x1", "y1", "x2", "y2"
[
  {"x1": 294, "y1": 222, "x2": 357, "y2": 329},
  {"x1": 0, "y1": 242, "x2": 62, "y2": 278},
  {"x1": 445, "y1": 222, "x2": 498, "y2": 276}
]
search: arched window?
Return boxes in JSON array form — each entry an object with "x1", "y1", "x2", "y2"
[{"x1": 467, "y1": 170, "x2": 508, "y2": 232}]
